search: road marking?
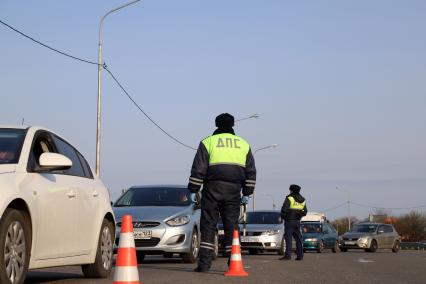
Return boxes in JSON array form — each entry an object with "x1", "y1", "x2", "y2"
[{"x1": 358, "y1": 258, "x2": 375, "y2": 263}]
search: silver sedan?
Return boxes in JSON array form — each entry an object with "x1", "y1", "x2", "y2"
[{"x1": 113, "y1": 185, "x2": 203, "y2": 263}]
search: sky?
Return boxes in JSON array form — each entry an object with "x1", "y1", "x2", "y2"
[{"x1": 1, "y1": 0, "x2": 425, "y2": 220}]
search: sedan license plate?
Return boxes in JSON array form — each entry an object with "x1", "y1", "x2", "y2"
[
  {"x1": 345, "y1": 241, "x2": 356, "y2": 245},
  {"x1": 134, "y1": 230, "x2": 152, "y2": 239}
]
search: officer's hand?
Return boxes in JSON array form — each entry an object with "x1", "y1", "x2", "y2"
[
  {"x1": 241, "y1": 195, "x2": 250, "y2": 205},
  {"x1": 189, "y1": 193, "x2": 197, "y2": 204}
]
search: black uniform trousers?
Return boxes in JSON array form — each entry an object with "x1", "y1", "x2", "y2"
[
  {"x1": 198, "y1": 181, "x2": 241, "y2": 268},
  {"x1": 284, "y1": 220, "x2": 304, "y2": 259}
]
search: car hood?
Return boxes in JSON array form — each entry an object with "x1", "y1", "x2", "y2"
[
  {"x1": 239, "y1": 224, "x2": 282, "y2": 231},
  {"x1": 0, "y1": 165, "x2": 16, "y2": 175},
  {"x1": 342, "y1": 232, "x2": 375, "y2": 238},
  {"x1": 113, "y1": 206, "x2": 193, "y2": 222}
]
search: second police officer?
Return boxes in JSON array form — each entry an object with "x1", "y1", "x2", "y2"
[
  {"x1": 188, "y1": 113, "x2": 256, "y2": 272},
  {"x1": 280, "y1": 184, "x2": 307, "y2": 261}
]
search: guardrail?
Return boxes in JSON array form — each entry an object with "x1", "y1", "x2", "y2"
[{"x1": 400, "y1": 242, "x2": 426, "y2": 250}]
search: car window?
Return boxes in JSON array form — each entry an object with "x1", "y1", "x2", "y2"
[
  {"x1": 328, "y1": 223, "x2": 337, "y2": 233},
  {"x1": 28, "y1": 131, "x2": 56, "y2": 171},
  {"x1": 384, "y1": 225, "x2": 394, "y2": 233},
  {"x1": 51, "y1": 135, "x2": 85, "y2": 178},
  {"x1": 0, "y1": 128, "x2": 27, "y2": 164},
  {"x1": 378, "y1": 225, "x2": 386, "y2": 233},
  {"x1": 302, "y1": 223, "x2": 322, "y2": 233},
  {"x1": 323, "y1": 224, "x2": 330, "y2": 233},
  {"x1": 350, "y1": 224, "x2": 377, "y2": 233},
  {"x1": 76, "y1": 151, "x2": 94, "y2": 179}
]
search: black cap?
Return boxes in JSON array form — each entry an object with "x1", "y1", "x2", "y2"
[
  {"x1": 289, "y1": 184, "x2": 301, "y2": 193},
  {"x1": 215, "y1": 113, "x2": 234, "y2": 128}
]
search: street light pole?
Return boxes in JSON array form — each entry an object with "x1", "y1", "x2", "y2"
[
  {"x1": 263, "y1": 193, "x2": 276, "y2": 210},
  {"x1": 96, "y1": 0, "x2": 141, "y2": 177},
  {"x1": 336, "y1": 186, "x2": 351, "y2": 230},
  {"x1": 252, "y1": 144, "x2": 278, "y2": 211},
  {"x1": 235, "y1": 113, "x2": 260, "y2": 122}
]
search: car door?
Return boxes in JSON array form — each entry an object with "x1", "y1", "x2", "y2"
[
  {"x1": 384, "y1": 225, "x2": 395, "y2": 248},
  {"x1": 51, "y1": 135, "x2": 100, "y2": 255},
  {"x1": 26, "y1": 131, "x2": 79, "y2": 259},
  {"x1": 376, "y1": 225, "x2": 387, "y2": 248},
  {"x1": 322, "y1": 224, "x2": 333, "y2": 248}
]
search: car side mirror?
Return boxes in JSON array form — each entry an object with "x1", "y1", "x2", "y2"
[{"x1": 37, "y1": 153, "x2": 72, "y2": 172}]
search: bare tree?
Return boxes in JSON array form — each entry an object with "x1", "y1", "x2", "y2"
[
  {"x1": 393, "y1": 211, "x2": 426, "y2": 242},
  {"x1": 331, "y1": 217, "x2": 359, "y2": 235}
]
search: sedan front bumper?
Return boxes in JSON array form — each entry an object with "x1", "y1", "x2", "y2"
[{"x1": 114, "y1": 222, "x2": 194, "y2": 254}]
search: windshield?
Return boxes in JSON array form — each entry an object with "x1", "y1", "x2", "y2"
[
  {"x1": 245, "y1": 212, "x2": 281, "y2": 224},
  {"x1": 114, "y1": 187, "x2": 191, "y2": 207},
  {"x1": 302, "y1": 223, "x2": 322, "y2": 233},
  {"x1": 0, "y1": 129, "x2": 27, "y2": 164},
  {"x1": 350, "y1": 224, "x2": 378, "y2": 233}
]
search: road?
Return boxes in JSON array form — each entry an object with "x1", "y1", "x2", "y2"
[{"x1": 25, "y1": 251, "x2": 426, "y2": 284}]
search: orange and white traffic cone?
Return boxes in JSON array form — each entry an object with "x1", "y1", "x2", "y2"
[
  {"x1": 224, "y1": 230, "x2": 248, "y2": 277},
  {"x1": 113, "y1": 215, "x2": 141, "y2": 284}
]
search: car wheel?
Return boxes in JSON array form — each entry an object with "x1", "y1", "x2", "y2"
[
  {"x1": 367, "y1": 240, "x2": 378, "y2": 253},
  {"x1": 136, "y1": 251, "x2": 146, "y2": 263},
  {"x1": 212, "y1": 232, "x2": 219, "y2": 260},
  {"x1": 317, "y1": 240, "x2": 325, "y2": 253},
  {"x1": 392, "y1": 241, "x2": 400, "y2": 253},
  {"x1": 331, "y1": 241, "x2": 339, "y2": 253},
  {"x1": 182, "y1": 229, "x2": 199, "y2": 263},
  {"x1": 82, "y1": 219, "x2": 114, "y2": 278},
  {"x1": 0, "y1": 209, "x2": 31, "y2": 284},
  {"x1": 339, "y1": 247, "x2": 348, "y2": 252},
  {"x1": 248, "y1": 249, "x2": 258, "y2": 255}
]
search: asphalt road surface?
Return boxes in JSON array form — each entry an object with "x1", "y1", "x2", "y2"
[{"x1": 25, "y1": 251, "x2": 426, "y2": 284}]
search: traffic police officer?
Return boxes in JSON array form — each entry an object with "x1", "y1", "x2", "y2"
[
  {"x1": 280, "y1": 184, "x2": 307, "y2": 261},
  {"x1": 188, "y1": 113, "x2": 256, "y2": 272}
]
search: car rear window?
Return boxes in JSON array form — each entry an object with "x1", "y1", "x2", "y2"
[{"x1": 0, "y1": 128, "x2": 27, "y2": 164}]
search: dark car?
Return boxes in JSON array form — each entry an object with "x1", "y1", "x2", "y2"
[{"x1": 302, "y1": 222, "x2": 339, "y2": 253}]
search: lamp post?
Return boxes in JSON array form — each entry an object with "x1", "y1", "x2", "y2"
[
  {"x1": 252, "y1": 144, "x2": 278, "y2": 211},
  {"x1": 263, "y1": 193, "x2": 276, "y2": 210},
  {"x1": 336, "y1": 186, "x2": 351, "y2": 230},
  {"x1": 96, "y1": 0, "x2": 141, "y2": 177},
  {"x1": 235, "y1": 113, "x2": 259, "y2": 122}
]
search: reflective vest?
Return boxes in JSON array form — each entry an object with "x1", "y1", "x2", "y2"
[
  {"x1": 288, "y1": 196, "x2": 306, "y2": 211},
  {"x1": 202, "y1": 133, "x2": 250, "y2": 167}
]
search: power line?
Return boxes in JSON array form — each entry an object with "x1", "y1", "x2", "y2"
[
  {"x1": 103, "y1": 65, "x2": 197, "y2": 151},
  {"x1": 0, "y1": 19, "x2": 97, "y2": 65},
  {"x1": 351, "y1": 201, "x2": 426, "y2": 211},
  {"x1": 322, "y1": 202, "x2": 348, "y2": 213},
  {"x1": 1, "y1": 19, "x2": 197, "y2": 151}
]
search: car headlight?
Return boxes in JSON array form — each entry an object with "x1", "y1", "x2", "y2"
[
  {"x1": 166, "y1": 215, "x2": 191, "y2": 227},
  {"x1": 358, "y1": 237, "x2": 370, "y2": 243},
  {"x1": 262, "y1": 230, "x2": 280, "y2": 236},
  {"x1": 305, "y1": 238, "x2": 318, "y2": 242}
]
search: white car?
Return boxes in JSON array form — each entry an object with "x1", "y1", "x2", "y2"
[{"x1": 0, "y1": 126, "x2": 115, "y2": 284}]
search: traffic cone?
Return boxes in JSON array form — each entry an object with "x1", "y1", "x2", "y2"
[
  {"x1": 224, "y1": 230, "x2": 248, "y2": 277},
  {"x1": 113, "y1": 215, "x2": 141, "y2": 284}
]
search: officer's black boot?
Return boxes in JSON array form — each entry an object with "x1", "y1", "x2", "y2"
[{"x1": 194, "y1": 248, "x2": 212, "y2": 272}]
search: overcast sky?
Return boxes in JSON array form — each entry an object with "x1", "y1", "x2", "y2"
[{"x1": 1, "y1": 0, "x2": 425, "y2": 220}]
